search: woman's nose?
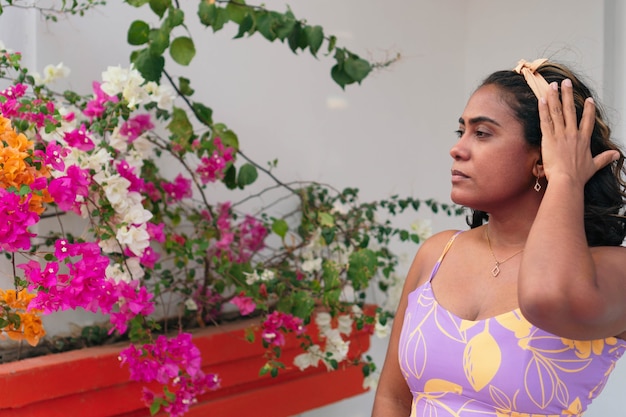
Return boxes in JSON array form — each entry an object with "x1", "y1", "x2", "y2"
[{"x1": 449, "y1": 137, "x2": 468, "y2": 160}]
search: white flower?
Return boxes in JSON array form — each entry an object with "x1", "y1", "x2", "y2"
[
  {"x1": 101, "y1": 65, "x2": 148, "y2": 108},
  {"x1": 324, "y1": 329, "x2": 350, "y2": 365},
  {"x1": 108, "y1": 127, "x2": 128, "y2": 153},
  {"x1": 375, "y1": 319, "x2": 390, "y2": 339},
  {"x1": 244, "y1": 269, "x2": 275, "y2": 285},
  {"x1": 293, "y1": 345, "x2": 322, "y2": 371},
  {"x1": 101, "y1": 174, "x2": 131, "y2": 203},
  {"x1": 125, "y1": 257, "x2": 145, "y2": 280},
  {"x1": 99, "y1": 238, "x2": 121, "y2": 254},
  {"x1": 411, "y1": 219, "x2": 432, "y2": 242},
  {"x1": 128, "y1": 135, "x2": 153, "y2": 160},
  {"x1": 121, "y1": 202, "x2": 153, "y2": 225},
  {"x1": 337, "y1": 315, "x2": 353, "y2": 335},
  {"x1": 0, "y1": 41, "x2": 10, "y2": 52},
  {"x1": 44, "y1": 62, "x2": 71, "y2": 82},
  {"x1": 260, "y1": 269, "x2": 275, "y2": 281},
  {"x1": 101, "y1": 65, "x2": 132, "y2": 96},
  {"x1": 83, "y1": 148, "x2": 114, "y2": 173},
  {"x1": 363, "y1": 373, "x2": 379, "y2": 391},
  {"x1": 351, "y1": 304, "x2": 363, "y2": 317},
  {"x1": 145, "y1": 81, "x2": 176, "y2": 111},
  {"x1": 116, "y1": 224, "x2": 150, "y2": 255},
  {"x1": 301, "y1": 257, "x2": 322, "y2": 273},
  {"x1": 315, "y1": 312, "x2": 332, "y2": 332},
  {"x1": 105, "y1": 263, "x2": 131, "y2": 283},
  {"x1": 185, "y1": 298, "x2": 198, "y2": 311}
]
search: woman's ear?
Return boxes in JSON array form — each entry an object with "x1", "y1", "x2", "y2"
[{"x1": 532, "y1": 156, "x2": 545, "y2": 178}]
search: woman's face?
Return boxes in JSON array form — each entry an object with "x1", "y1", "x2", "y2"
[{"x1": 449, "y1": 84, "x2": 541, "y2": 212}]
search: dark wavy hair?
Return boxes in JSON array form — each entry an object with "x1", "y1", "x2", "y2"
[{"x1": 467, "y1": 61, "x2": 626, "y2": 246}]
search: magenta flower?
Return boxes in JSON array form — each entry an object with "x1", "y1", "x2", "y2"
[
  {"x1": 44, "y1": 142, "x2": 70, "y2": 171},
  {"x1": 195, "y1": 137, "x2": 234, "y2": 184},
  {"x1": 230, "y1": 294, "x2": 256, "y2": 316},
  {"x1": 0, "y1": 190, "x2": 39, "y2": 251},
  {"x1": 161, "y1": 174, "x2": 192, "y2": 202},
  {"x1": 116, "y1": 160, "x2": 145, "y2": 192},
  {"x1": 83, "y1": 81, "x2": 118, "y2": 119},
  {"x1": 63, "y1": 124, "x2": 95, "y2": 151},
  {"x1": 119, "y1": 114, "x2": 154, "y2": 142}
]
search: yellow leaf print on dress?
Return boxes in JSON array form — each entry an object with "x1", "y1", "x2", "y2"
[{"x1": 463, "y1": 321, "x2": 501, "y2": 391}]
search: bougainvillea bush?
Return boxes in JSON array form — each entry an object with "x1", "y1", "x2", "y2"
[{"x1": 0, "y1": 1, "x2": 462, "y2": 416}]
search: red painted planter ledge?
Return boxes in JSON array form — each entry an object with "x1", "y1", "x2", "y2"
[{"x1": 0, "y1": 307, "x2": 375, "y2": 417}]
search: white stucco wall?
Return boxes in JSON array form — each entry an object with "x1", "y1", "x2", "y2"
[{"x1": 1, "y1": 1, "x2": 625, "y2": 416}]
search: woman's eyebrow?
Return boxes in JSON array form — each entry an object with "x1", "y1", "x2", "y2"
[{"x1": 458, "y1": 116, "x2": 501, "y2": 127}]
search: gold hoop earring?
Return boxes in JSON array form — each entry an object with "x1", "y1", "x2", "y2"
[{"x1": 534, "y1": 177, "x2": 542, "y2": 192}]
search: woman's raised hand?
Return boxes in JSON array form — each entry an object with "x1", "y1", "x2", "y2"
[{"x1": 538, "y1": 79, "x2": 618, "y2": 187}]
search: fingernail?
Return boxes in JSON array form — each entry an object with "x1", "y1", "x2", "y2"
[
  {"x1": 551, "y1": 82, "x2": 558, "y2": 91},
  {"x1": 563, "y1": 79, "x2": 572, "y2": 87}
]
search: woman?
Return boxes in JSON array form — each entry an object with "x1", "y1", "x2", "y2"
[{"x1": 371, "y1": 59, "x2": 626, "y2": 417}]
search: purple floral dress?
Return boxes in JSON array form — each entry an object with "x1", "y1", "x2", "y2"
[{"x1": 398, "y1": 232, "x2": 626, "y2": 416}]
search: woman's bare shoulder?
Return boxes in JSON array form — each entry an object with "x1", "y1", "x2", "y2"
[{"x1": 405, "y1": 229, "x2": 465, "y2": 289}]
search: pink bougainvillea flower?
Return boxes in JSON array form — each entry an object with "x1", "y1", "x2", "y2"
[
  {"x1": 161, "y1": 173, "x2": 192, "y2": 202},
  {"x1": 119, "y1": 114, "x2": 153, "y2": 142},
  {"x1": 83, "y1": 81, "x2": 118, "y2": 119},
  {"x1": 44, "y1": 142, "x2": 70, "y2": 171},
  {"x1": 0, "y1": 189, "x2": 38, "y2": 251},
  {"x1": 230, "y1": 294, "x2": 256, "y2": 316},
  {"x1": 116, "y1": 160, "x2": 145, "y2": 192},
  {"x1": 195, "y1": 137, "x2": 234, "y2": 184},
  {"x1": 63, "y1": 124, "x2": 95, "y2": 151}
]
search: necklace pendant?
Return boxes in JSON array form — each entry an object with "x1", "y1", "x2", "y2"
[{"x1": 491, "y1": 263, "x2": 501, "y2": 277}]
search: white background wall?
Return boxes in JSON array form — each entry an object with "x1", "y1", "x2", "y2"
[{"x1": 1, "y1": 1, "x2": 625, "y2": 416}]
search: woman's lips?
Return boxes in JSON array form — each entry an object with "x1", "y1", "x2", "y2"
[{"x1": 451, "y1": 169, "x2": 469, "y2": 180}]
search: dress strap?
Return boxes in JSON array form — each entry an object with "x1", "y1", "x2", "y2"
[{"x1": 429, "y1": 230, "x2": 463, "y2": 281}]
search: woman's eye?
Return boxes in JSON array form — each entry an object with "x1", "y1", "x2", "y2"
[
  {"x1": 475, "y1": 130, "x2": 488, "y2": 138},
  {"x1": 454, "y1": 129, "x2": 464, "y2": 138}
]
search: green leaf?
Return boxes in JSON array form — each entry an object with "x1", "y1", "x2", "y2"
[
  {"x1": 304, "y1": 25, "x2": 323, "y2": 56},
  {"x1": 166, "y1": 7, "x2": 185, "y2": 27},
  {"x1": 255, "y1": 12, "x2": 276, "y2": 41},
  {"x1": 191, "y1": 101, "x2": 213, "y2": 125},
  {"x1": 226, "y1": 0, "x2": 247, "y2": 24},
  {"x1": 132, "y1": 49, "x2": 165, "y2": 82},
  {"x1": 223, "y1": 165, "x2": 237, "y2": 189},
  {"x1": 347, "y1": 249, "x2": 378, "y2": 290},
  {"x1": 127, "y1": 20, "x2": 150, "y2": 45},
  {"x1": 213, "y1": 124, "x2": 239, "y2": 149},
  {"x1": 148, "y1": 27, "x2": 170, "y2": 56},
  {"x1": 322, "y1": 260, "x2": 341, "y2": 304},
  {"x1": 149, "y1": 0, "x2": 170, "y2": 18},
  {"x1": 291, "y1": 291, "x2": 315, "y2": 319},
  {"x1": 167, "y1": 107, "x2": 194, "y2": 142},
  {"x1": 344, "y1": 57, "x2": 371, "y2": 83},
  {"x1": 197, "y1": 2, "x2": 230, "y2": 31},
  {"x1": 234, "y1": 13, "x2": 255, "y2": 39},
  {"x1": 237, "y1": 163, "x2": 258, "y2": 188},
  {"x1": 149, "y1": 397, "x2": 162, "y2": 415},
  {"x1": 197, "y1": 2, "x2": 216, "y2": 26},
  {"x1": 317, "y1": 212, "x2": 334, "y2": 227},
  {"x1": 271, "y1": 219, "x2": 288, "y2": 239},
  {"x1": 331, "y1": 65, "x2": 352, "y2": 89},
  {"x1": 178, "y1": 77, "x2": 194, "y2": 96},
  {"x1": 127, "y1": 0, "x2": 150, "y2": 6},
  {"x1": 321, "y1": 227, "x2": 335, "y2": 244},
  {"x1": 287, "y1": 23, "x2": 307, "y2": 53},
  {"x1": 170, "y1": 36, "x2": 196, "y2": 66}
]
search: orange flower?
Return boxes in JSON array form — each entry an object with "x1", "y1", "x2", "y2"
[
  {"x1": 0, "y1": 288, "x2": 46, "y2": 347},
  {"x1": 0, "y1": 115, "x2": 52, "y2": 214}
]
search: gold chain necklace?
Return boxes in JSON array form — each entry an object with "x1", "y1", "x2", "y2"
[{"x1": 485, "y1": 227, "x2": 524, "y2": 277}]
